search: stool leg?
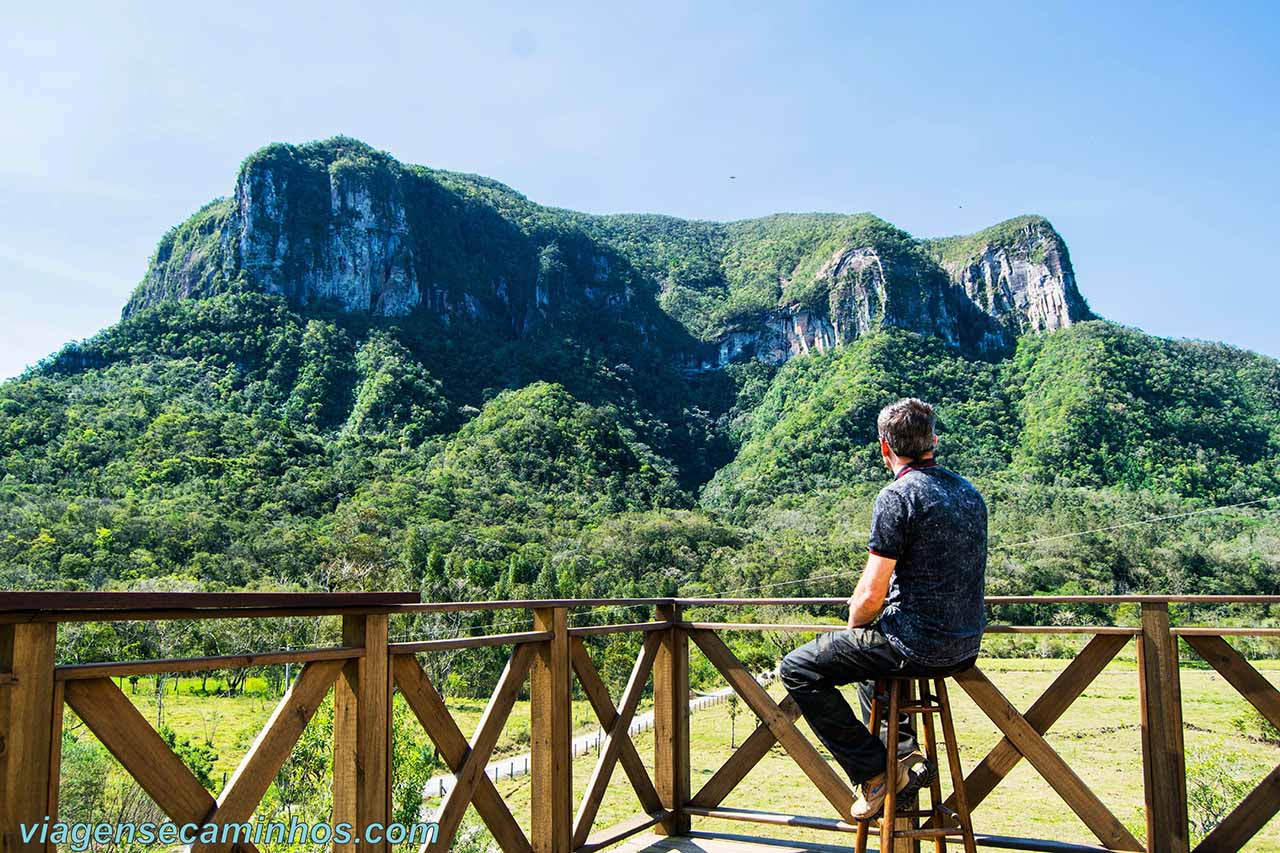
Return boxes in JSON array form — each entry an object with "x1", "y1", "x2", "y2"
[
  {"x1": 855, "y1": 678, "x2": 884, "y2": 853},
  {"x1": 935, "y1": 678, "x2": 977, "y2": 853},
  {"x1": 883, "y1": 680, "x2": 901, "y2": 852},
  {"x1": 905, "y1": 680, "x2": 921, "y2": 853},
  {"x1": 917, "y1": 678, "x2": 946, "y2": 853}
]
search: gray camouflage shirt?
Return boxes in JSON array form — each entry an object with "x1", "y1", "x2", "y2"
[{"x1": 868, "y1": 459, "x2": 988, "y2": 667}]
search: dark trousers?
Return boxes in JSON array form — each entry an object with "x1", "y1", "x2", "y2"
[{"x1": 779, "y1": 624, "x2": 974, "y2": 785}]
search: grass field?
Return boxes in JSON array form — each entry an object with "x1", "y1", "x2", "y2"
[
  {"x1": 478, "y1": 654, "x2": 1280, "y2": 852},
  {"x1": 64, "y1": 652, "x2": 1280, "y2": 851},
  {"x1": 75, "y1": 675, "x2": 616, "y2": 790}
]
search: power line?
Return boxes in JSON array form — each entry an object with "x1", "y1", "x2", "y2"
[
  {"x1": 990, "y1": 494, "x2": 1279, "y2": 550},
  {"x1": 397, "y1": 494, "x2": 1280, "y2": 634},
  {"x1": 697, "y1": 494, "x2": 1280, "y2": 599}
]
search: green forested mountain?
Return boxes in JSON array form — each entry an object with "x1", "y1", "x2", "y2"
[{"x1": 2, "y1": 138, "x2": 1277, "y2": 608}]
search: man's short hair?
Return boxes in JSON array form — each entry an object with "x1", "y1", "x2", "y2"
[{"x1": 877, "y1": 398, "x2": 936, "y2": 458}]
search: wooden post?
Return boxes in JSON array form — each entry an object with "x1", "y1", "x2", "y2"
[
  {"x1": 531, "y1": 607, "x2": 571, "y2": 853},
  {"x1": 1138, "y1": 602, "x2": 1189, "y2": 853},
  {"x1": 654, "y1": 604, "x2": 690, "y2": 836},
  {"x1": 0, "y1": 623, "x2": 58, "y2": 853},
  {"x1": 332, "y1": 614, "x2": 391, "y2": 853}
]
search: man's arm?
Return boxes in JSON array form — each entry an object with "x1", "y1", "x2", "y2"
[{"x1": 848, "y1": 553, "x2": 896, "y2": 629}]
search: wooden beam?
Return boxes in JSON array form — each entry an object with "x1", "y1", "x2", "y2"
[
  {"x1": 62, "y1": 678, "x2": 258, "y2": 853},
  {"x1": 47, "y1": 681, "x2": 64, "y2": 831},
  {"x1": 433, "y1": 644, "x2": 534, "y2": 852},
  {"x1": 572, "y1": 633, "x2": 661, "y2": 847},
  {"x1": 684, "y1": 804, "x2": 860, "y2": 832},
  {"x1": 686, "y1": 627, "x2": 855, "y2": 820},
  {"x1": 1137, "y1": 602, "x2": 1189, "y2": 853},
  {"x1": 689, "y1": 695, "x2": 801, "y2": 809},
  {"x1": 942, "y1": 634, "x2": 1129, "y2": 816},
  {"x1": 332, "y1": 624, "x2": 359, "y2": 852},
  {"x1": 569, "y1": 638, "x2": 663, "y2": 814},
  {"x1": 0, "y1": 623, "x2": 57, "y2": 852},
  {"x1": 567, "y1": 622, "x2": 671, "y2": 637},
  {"x1": 681, "y1": 622, "x2": 1139, "y2": 636},
  {"x1": 1182, "y1": 634, "x2": 1280, "y2": 730},
  {"x1": 953, "y1": 667, "x2": 1143, "y2": 851},
  {"x1": 654, "y1": 604, "x2": 691, "y2": 836},
  {"x1": 389, "y1": 631, "x2": 552, "y2": 654},
  {"x1": 393, "y1": 655, "x2": 531, "y2": 853},
  {"x1": 531, "y1": 607, "x2": 572, "y2": 853},
  {"x1": 576, "y1": 810, "x2": 669, "y2": 853},
  {"x1": 0, "y1": 592, "x2": 419, "y2": 624},
  {"x1": 333, "y1": 614, "x2": 392, "y2": 853},
  {"x1": 54, "y1": 646, "x2": 361, "y2": 680},
  {"x1": 193, "y1": 659, "x2": 343, "y2": 852},
  {"x1": 0, "y1": 591, "x2": 418, "y2": 612}
]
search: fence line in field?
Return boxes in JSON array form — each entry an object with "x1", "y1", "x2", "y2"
[{"x1": 423, "y1": 672, "x2": 773, "y2": 799}]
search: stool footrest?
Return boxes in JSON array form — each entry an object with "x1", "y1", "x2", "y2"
[
  {"x1": 856, "y1": 675, "x2": 978, "y2": 853},
  {"x1": 889, "y1": 827, "x2": 969, "y2": 840}
]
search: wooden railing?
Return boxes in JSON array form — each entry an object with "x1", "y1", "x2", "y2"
[{"x1": 1, "y1": 593, "x2": 1278, "y2": 853}]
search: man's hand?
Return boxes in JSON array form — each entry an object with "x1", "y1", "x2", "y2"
[{"x1": 848, "y1": 553, "x2": 896, "y2": 629}]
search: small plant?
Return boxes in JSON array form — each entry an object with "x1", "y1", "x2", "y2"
[
  {"x1": 1185, "y1": 748, "x2": 1257, "y2": 842},
  {"x1": 159, "y1": 725, "x2": 219, "y2": 791},
  {"x1": 1231, "y1": 708, "x2": 1280, "y2": 744}
]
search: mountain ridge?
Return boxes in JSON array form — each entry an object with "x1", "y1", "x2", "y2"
[{"x1": 125, "y1": 137, "x2": 1092, "y2": 366}]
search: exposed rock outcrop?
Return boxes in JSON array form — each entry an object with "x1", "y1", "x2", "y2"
[
  {"x1": 233, "y1": 154, "x2": 421, "y2": 316},
  {"x1": 926, "y1": 216, "x2": 1092, "y2": 336}
]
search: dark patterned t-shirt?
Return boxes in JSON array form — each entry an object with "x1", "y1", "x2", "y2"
[{"x1": 867, "y1": 459, "x2": 987, "y2": 667}]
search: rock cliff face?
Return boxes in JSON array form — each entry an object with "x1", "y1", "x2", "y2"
[
  {"x1": 127, "y1": 144, "x2": 422, "y2": 318},
  {"x1": 684, "y1": 228, "x2": 1018, "y2": 370},
  {"x1": 926, "y1": 216, "x2": 1091, "y2": 336},
  {"x1": 126, "y1": 139, "x2": 1092, "y2": 370},
  {"x1": 233, "y1": 154, "x2": 421, "y2": 316},
  {"x1": 125, "y1": 140, "x2": 645, "y2": 340}
]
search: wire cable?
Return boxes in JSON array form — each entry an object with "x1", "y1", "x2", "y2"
[{"x1": 396, "y1": 494, "x2": 1280, "y2": 633}]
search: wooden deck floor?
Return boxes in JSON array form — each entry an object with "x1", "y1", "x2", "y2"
[
  {"x1": 613, "y1": 830, "x2": 1113, "y2": 853},
  {"x1": 613, "y1": 832, "x2": 854, "y2": 853}
]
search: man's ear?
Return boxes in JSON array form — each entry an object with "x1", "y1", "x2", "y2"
[{"x1": 880, "y1": 438, "x2": 892, "y2": 456}]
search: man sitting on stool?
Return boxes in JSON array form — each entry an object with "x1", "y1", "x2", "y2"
[{"x1": 780, "y1": 397, "x2": 987, "y2": 820}]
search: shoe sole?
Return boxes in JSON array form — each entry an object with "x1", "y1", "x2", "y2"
[
  {"x1": 858, "y1": 761, "x2": 939, "y2": 821},
  {"x1": 900, "y1": 760, "x2": 938, "y2": 802}
]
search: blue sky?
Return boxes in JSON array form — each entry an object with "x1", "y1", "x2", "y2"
[{"x1": 1, "y1": 1, "x2": 1277, "y2": 379}]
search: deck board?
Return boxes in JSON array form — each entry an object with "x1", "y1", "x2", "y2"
[
  {"x1": 612, "y1": 829, "x2": 1115, "y2": 853},
  {"x1": 613, "y1": 831, "x2": 852, "y2": 853}
]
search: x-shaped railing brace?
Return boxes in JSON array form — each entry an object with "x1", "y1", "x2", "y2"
[
  {"x1": 65, "y1": 660, "x2": 342, "y2": 853},
  {"x1": 395, "y1": 647, "x2": 535, "y2": 853},
  {"x1": 688, "y1": 628, "x2": 1146, "y2": 851},
  {"x1": 1181, "y1": 635, "x2": 1280, "y2": 853}
]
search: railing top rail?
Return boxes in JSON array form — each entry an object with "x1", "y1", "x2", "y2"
[
  {"x1": 0, "y1": 590, "x2": 421, "y2": 622},
  {"x1": 2, "y1": 592, "x2": 1277, "y2": 623},
  {"x1": 675, "y1": 595, "x2": 1280, "y2": 606},
  {"x1": 387, "y1": 597, "x2": 676, "y2": 613}
]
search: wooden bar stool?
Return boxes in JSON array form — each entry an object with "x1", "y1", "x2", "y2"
[{"x1": 853, "y1": 675, "x2": 977, "y2": 853}]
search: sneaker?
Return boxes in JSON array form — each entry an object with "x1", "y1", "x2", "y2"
[
  {"x1": 899, "y1": 751, "x2": 937, "y2": 799},
  {"x1": 850, "y1": 760, "x2": 910, "y2": 820}
]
